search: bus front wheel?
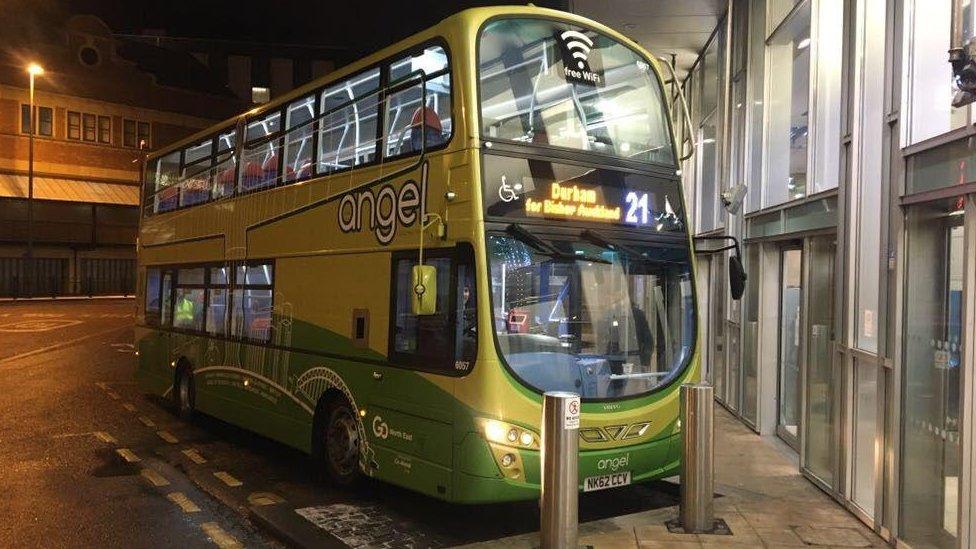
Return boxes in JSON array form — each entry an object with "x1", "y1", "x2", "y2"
[
  {"x1": 315, "y1": 396, "x2": 361, "y2": 487},
  {"x1": 174, "y1": 363, "x2": 195, "y2": 421}
]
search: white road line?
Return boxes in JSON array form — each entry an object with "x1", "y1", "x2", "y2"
[
  {"x1": 156, "y1": 431, "x2": 178, "y2": 444},
  {"x1": 166, "y1": 492, "x2": 201, "y2": 513},
  {"x1": 106, "y1": 391, "x2": 121, "y2": 400},
  {"x1": 200, "y1": 522, "x2": 242, "y2": 549},
  {"x1": 116, "y1": 448, "x2": 140, "y2": 463},
  {"x1": 93, "y1": 431, "x2": 117, "y2": 444},
  {"x1": 0, "y1": 325, "x2": 129, "y2": 367},
  {"x1": 138, "y1": 416, "x2": 156, "y2": 428},
  {"x1": 95, "y1": 382, "x2": 109, "y2": 390},
  {"x1": 213, "y1": 471, "x2": 242, "y2": 487},
  {"x1": 182, "y1": 449, "x2": 207, "y2": 464},
  {"x1": 140, "y1": 468, "x2": 170, "y2": 487},
  {"x1": 122, "y1": 403, "x2": 137, "y2": 413}
]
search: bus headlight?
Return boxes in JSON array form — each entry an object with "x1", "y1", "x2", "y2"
[{"x1": 479, "y1": 418, "x2": 539, "y2": 449}]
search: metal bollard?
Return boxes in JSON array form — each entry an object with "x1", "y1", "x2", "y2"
[
  {"x1": 678, "y1": 383, "x2": 718, "y2": 533},
  {"x1": 540, "y1": 391, "x2": 580, "y2": 549}
]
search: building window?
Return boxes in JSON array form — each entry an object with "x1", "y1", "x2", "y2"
[
  {"x1": 83, "y1": 113, "x2": 97, "y2": 142},
  {"x1": 124, "y1": 119, "x2": 152, "y2": 148},
  {"x1": 20, "y1": 105, "x2": 53, "y2": 136},
  {"x1": 68, "y1": 111, "x2": 81, "y2": 140},
  {"x1": 97, "y1": 115, "x2": 111, "y2": 144}
]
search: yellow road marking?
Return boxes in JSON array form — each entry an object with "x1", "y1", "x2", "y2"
[
  {"x1": 138, "y1": 416, "x2": 156, "y2": 428},
  {"x1": 182, "y1": 449, "x2": 207, "y2": 464},
  {"x1": 200, "y1": 522, "x2": 242, "y2": 549},
  {"x1": 93, "y1": 431, "x2": 116, "y2": 444},
  {"x1": 106, "y1": 391, "x2": 121, "y2": 400},
  {"x1": 0, "y1": 325, "x2": 128, "y2": 367},
  {"x1": 247, "y1": 492, "x2": 284, "y2": 506},
  {"x1": 116, "y1": 448, "x2": 140, "y2": 463},
  {"x1": 167, "y1": 492, "x2": 201, "y2": 513},
  {"x1": 213, "y1": 471, "x2": 242, "y2": 487},
  {"x1": 157, "y1": 431, "x2": 178, "y2": 444},
  {"x1": 122, "y1": 403, "x2": 137, "y2": 412},
  {"x1": 95, "y1": 382, "x2": 109, "y2": 390},
  {"x1": 140, "y1": 468, "x2": 170, "y2": 487}
]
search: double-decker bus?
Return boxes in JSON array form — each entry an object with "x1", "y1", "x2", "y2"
[{"x1": 136, "y1": 5, "x2": 705, "y2": 503}]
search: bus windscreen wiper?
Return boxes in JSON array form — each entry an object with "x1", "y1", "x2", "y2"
[
  {"x1": 580, "y1": 229, "x2": 644, "y2": 259},
  {"x1": 505, "y1": 224, "x2": 610, "y2": 264}
]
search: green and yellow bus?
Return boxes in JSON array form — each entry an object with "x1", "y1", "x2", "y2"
[{"x1": 136, "y1": 5, "x2": 704, "y2": 503}]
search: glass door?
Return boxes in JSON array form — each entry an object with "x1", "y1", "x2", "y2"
[
  {"x1": 899, "y1": 196, "x2": 967, "y2": 548},
  {"x1": 778, "y1": 246, "x2": 803, "y2": 449},
  {"x1": 803, "y1": 237, "x2": 836, "y2": 485}
]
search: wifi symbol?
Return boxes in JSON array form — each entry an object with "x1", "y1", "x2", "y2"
[{"x1": 560, "y1": 30, "x2": 594, "y2": 70}]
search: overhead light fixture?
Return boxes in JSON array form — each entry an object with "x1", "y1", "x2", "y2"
[
  {"x1": 27, "y1": 63, "x2": 45, "y2": 76},
  {"x1": 251, "y1": 86, "x2": 270, "y2": 104},
  {"x1": 797, "y1": 38, "x2": 811, "y2": 50}
]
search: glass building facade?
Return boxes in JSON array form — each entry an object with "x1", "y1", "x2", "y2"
[{"x1": 658, "y1": 0, "x2": 976, "y2": 546}]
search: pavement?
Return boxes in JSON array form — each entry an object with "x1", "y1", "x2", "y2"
[
  {"x1": 459, "y1": 408, "x2": 888, "y2": 549},
  {"x1": 0, "y1": 299, "x2": 888, "y2": 548}
]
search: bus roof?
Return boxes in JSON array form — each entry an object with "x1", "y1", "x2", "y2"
[{"x1": 146, "y1": 5, "x2": 660, "y2": 161}]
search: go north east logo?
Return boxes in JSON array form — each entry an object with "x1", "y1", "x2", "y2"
[{"x1": 557, "y1": 30, "x2": 601, "y2": 86}]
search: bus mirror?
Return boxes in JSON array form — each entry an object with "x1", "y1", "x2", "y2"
[
  {"x1": 411, "y1": 265, "x2": 437, "y2": 315},
  {"x1": 729, "y1": 254, "x2": 747, "y2": 300}
]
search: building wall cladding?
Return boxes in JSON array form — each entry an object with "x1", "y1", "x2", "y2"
[
  {"x1": 674, "y1": 0, "x2": 976, "y2": 546},
  {"x1": 0, "y1": 12, "x2": 247, "y2": 297}
]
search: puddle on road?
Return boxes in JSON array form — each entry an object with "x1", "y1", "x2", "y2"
[{"x1": 90, "y1": 447, "x2": 140, "y2": 478}]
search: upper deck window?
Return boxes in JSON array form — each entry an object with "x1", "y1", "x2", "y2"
[
  {"x1": 241, "y1": 112, "x2": 283, "y2": 192},
  {"x1": 479, "y1": 18, "x2": 674, "y2": 166},
  {"x1": 319, "y1": 68, "x2": 381, "y2": 174},
  {"x1": 384, "y1": 46, "x2": 452, "y2": 158}
]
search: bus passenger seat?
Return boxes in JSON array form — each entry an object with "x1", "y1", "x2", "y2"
[{"x1": 408, "y1": 106, "x2": 444, "y2": 153}]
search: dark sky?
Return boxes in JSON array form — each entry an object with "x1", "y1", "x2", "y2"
[{"x1": 54, "y1": 0, "x2": 567, "y2": 56}]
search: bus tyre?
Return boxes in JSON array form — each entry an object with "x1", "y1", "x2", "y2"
[
  {"x1": 316, "y1": 398, "x2": 361, "y2": 487},
  {"x1": 174, "y1": 365, "x2": 195, "y2": 421}
]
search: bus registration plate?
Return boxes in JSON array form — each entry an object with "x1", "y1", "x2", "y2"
[{"x1": 583, "y1": 471, "x2": 631, "y2": 492}]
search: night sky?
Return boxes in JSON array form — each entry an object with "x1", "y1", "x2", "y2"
[{"x1": 13, "y1": 0, "x2": 567, "y2": 58}]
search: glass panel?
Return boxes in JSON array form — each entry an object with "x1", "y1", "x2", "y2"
[
  {"x1": 38, "y1": 107, "x2": 53, "y2": 136},
  {"x1": 907, "y1": 138, "x2": 976, "y2": 195},
  {"x1": 240, "y1": 111, "x2": 282, "y2": 192},
  {"x1": 804, "y1": 237, "x2": 835, "y2": 484},
  {"x1": 389, "y1": 45, "x2": 448, "y2": 81},
  {"x1": 710, "y1": 255, "x2": 728, "y2": 404},
  {"x1": 479, "y1": 18, "x2": 674, "y2": 165},
  {"x1": 213, "y1": 129, "x2": 237, "y2": 199},
  {"x1": 700, "y1": 32, "x2": 719, "y2": 118},
  {"x1": 741, "y1": 243, "x2": 761, "y2": 423},
  {"x1": 384, "y1": 72, "x2": 451, "y2": 158},
  {"x1": 145, "y1": 269, "x2": 161, "y2": 325},
  {"x1": 236, "y1": 263, "x2": 273, "y2": 286},
  {"x1": 173, "y1": 288, "x2": 205, "y2": 331},
  {"x1": 698, "y1": 118, "x2": 718, "y2": 232},
  {"x1": 184, "y1": 138, "x2": 213, "y2": 165},
  {"x1": 160, "y1": 272, "x2": 173, "y2": 326},
  {"x1": 487, "y1": 234, "x2": 694, "y2": 399},
  {"x1": 852, "y1": 356, "x2": 878, "y2": 514},
  {"x1": 745, "y1": 0, "x2": 767, "y2": 213},
  {"x1": 210, "y1": 265, "x2": 230, "y2": 285},
  {"x1": 232, "y1": 288, "x2": 273, "y2": 341},
  {"x1": 206, "y1": 288, "x2": 229, "y2": 335},
  {"x1": 902, "y1": 0, "x2": 969, "y2": 146},
  {"x1": 154, "y1": 151, "x2": 181, "y2": 213},
  {"x1": 456, "y1": 261, "x2": 478, "y2": 364},
  {"x1": 318, "y1": 69, "x2": 381, "y2": 173},
  {"x1": 178, "y1": 268, "x2": 205, "y2": 285},
  {"x1": 812, "y1": 0, "x2": 842, "y2": 193},
  {"x1": 392, "y1": 257, "x2": 452, "y2": 363},
  {"x1": 764, "y1": 4, "x2": 811, "y2": 206},
  {"x1": 900, "y1": 196, "x2": 965, "y2": 548},
  {"x1": 284, "y1": 95, "x2": 315, "y2": 181},
  {"x1": 778, "y1": 248, "x2": 802, "y2": 443}
]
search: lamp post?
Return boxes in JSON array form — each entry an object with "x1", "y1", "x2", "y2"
[{"x1": 26, "y1": 62, "x2": 43, "y2": 298}]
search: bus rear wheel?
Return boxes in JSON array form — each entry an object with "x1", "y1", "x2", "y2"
[
  {"x1": 174, "y1": 364, "x2": 195, "y2": 421},
  {"x1": 317, "y1": 398, "x2": 361, "y2": 487}
]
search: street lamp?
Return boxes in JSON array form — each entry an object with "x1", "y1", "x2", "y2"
[{"x1": 26, "y1": 62, "x2": 43, "y2": 298}]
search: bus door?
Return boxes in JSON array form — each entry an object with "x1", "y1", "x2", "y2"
[{"x1": 366, "y1": 246, "x2": 476, "y2": 498}]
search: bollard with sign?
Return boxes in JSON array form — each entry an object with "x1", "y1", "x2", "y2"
[{"x1": 540, "y1": 391, "x2": 579, "y2": 549}]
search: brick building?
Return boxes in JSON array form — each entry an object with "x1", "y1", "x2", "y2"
[{"x1": 0, "y1": 14, "x2": 247, "y2": 297}]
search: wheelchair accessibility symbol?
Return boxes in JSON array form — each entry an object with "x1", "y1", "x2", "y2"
[{"x1": 498, "y1": 175, "x2": 523, "y2": 203}]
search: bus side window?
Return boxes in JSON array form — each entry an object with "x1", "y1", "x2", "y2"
[
  {"x1": 145, "y1": 268, "x2": 161, "y2": 326},
  {"x1": 160, "y1": 271, "x2": 173, "y2": 326},
  {"x1": 455, "y1": 259, "x2": 477, "y2": 369},
  {"x1": 384, "y1": 45, "x2": 452, "y2": 158},
  {"x1": 232, "y1": 263, "x2": 274, "y2": 342},
  {"x1": 391, "y1": 255, "x2": 452, "y2": 369}
]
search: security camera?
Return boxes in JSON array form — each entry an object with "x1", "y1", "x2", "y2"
[
  {"x1": 950, "y1": 39, "x2": 976, "y2": 108},
  {"x1": 721, "y1": 184, "x2": 748, "y2": 214}
]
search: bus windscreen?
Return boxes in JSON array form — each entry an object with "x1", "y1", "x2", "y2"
[{"x1": 479, "y1": 18, "x2": 675, "y2": 166}]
